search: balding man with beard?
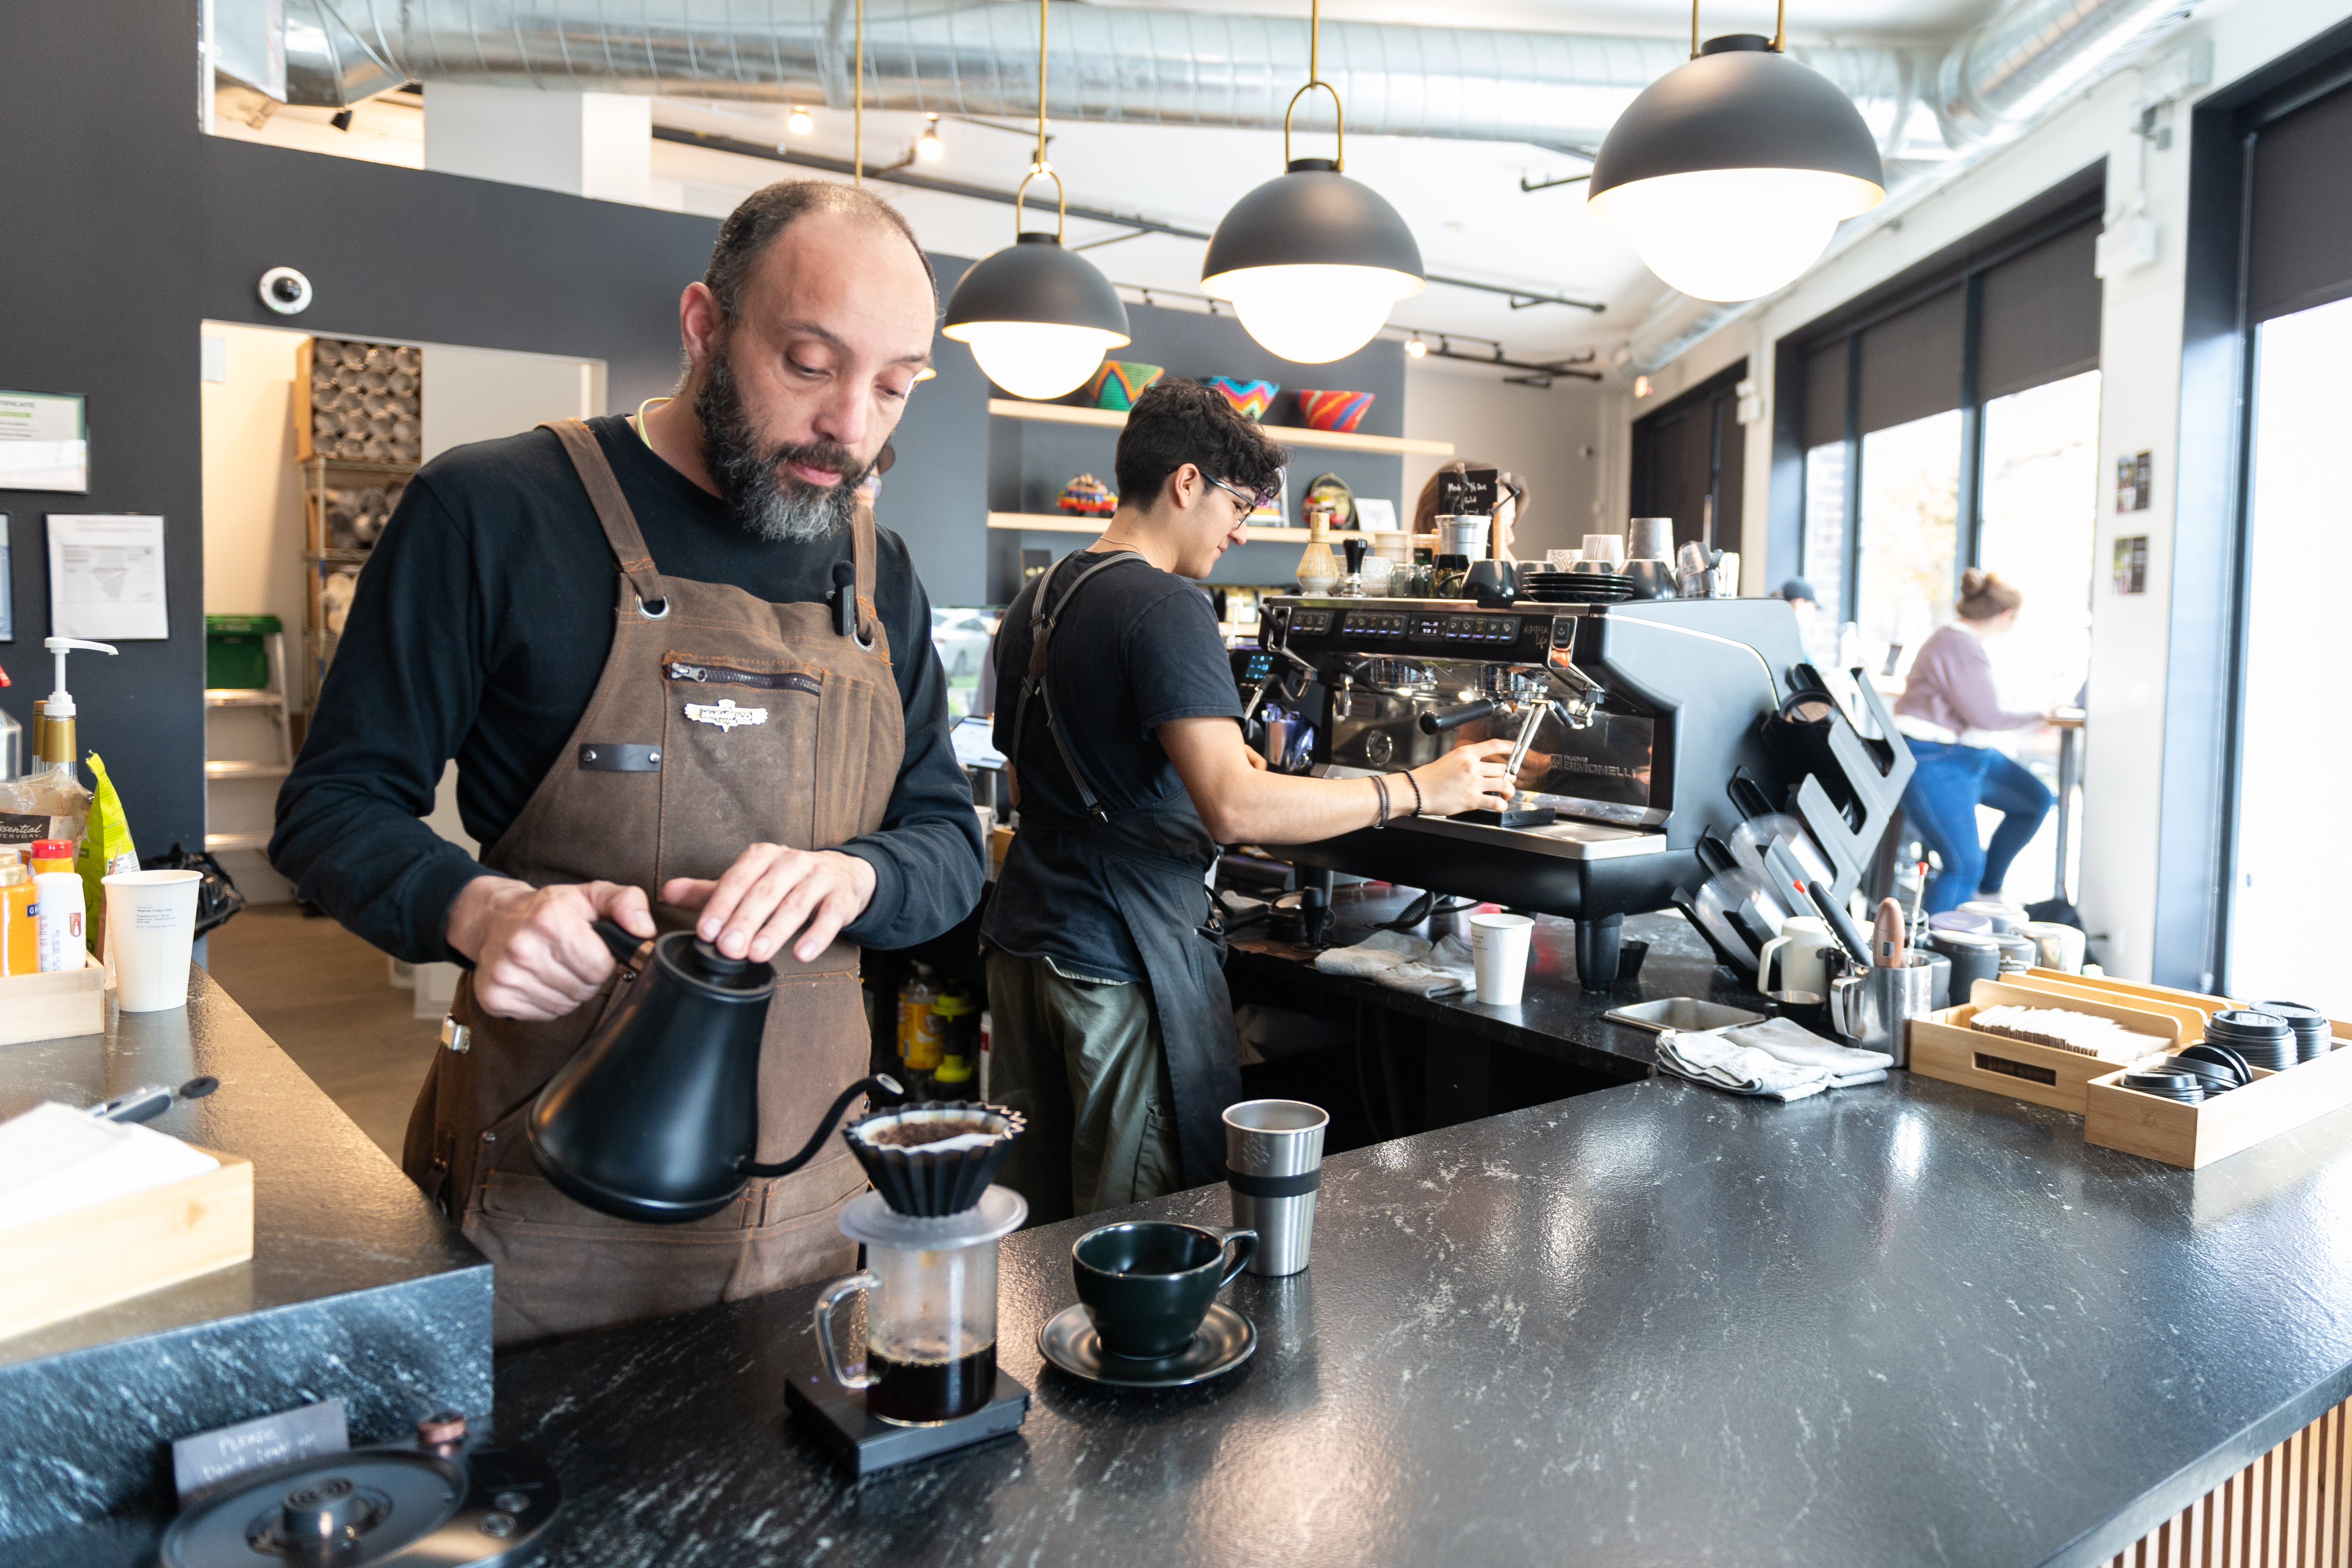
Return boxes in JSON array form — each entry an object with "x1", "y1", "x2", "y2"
[{"x1": 271, "y1": 182, "x2": 985, "y2": 1347}]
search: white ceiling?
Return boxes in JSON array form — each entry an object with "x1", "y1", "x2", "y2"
[{"x1": 1082, "y1": 0, "x2": 2004, "y2": 48}]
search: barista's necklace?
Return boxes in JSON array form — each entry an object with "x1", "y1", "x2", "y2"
[{"x1": 631, "y1": 396, "x2": 673, "y2": 447}]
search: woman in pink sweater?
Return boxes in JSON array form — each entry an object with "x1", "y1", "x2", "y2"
[{"x1": 1893, "y1": 570, "x2": 2054, "y2": 914}]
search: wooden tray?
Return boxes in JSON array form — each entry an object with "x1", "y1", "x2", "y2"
[
  {"x1": 2085, "y1": 1044, "x2": 2352, "y2": 1169},
  {"x1": 1908, "y1": 989, "x2": 2179, "y2": 1115},
  {"x1": 0, "y1": 1147, "x2": 254, "y2": 1340},
  {"x1": 2025, "y1": 968, "x2": 2238, "y2": 1018},
  {"x1": 0, "y1": 951, "x2": 107, "y2": 1047},
  {"x1": 1984, "y1": 973, "x2": 2214, "y2": 1045}
]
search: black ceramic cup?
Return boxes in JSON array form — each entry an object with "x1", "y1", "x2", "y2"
[{"x1": 1072, "y1": 1221, "x2": 1258, "y2": 1360}]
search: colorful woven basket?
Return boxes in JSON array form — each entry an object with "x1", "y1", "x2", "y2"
[
  {"x1": 1296, "y1": 389, "x2": 1375, "y2": 434},
  {"x1": 1085, "y1": 360, "x2": 1164, "y2": 411},
  {"x1": 1206, "y1": 377, "x2": 1279, "y2": 421}
]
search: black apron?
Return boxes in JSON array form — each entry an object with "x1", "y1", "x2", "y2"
[{"x1": 1004, "y1": 551, "x2": 1244, "y2": 1188}]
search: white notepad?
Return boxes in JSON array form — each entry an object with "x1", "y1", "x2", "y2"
[{"x1": 0, "y1": 1102, "x2": 219, "y2": 1229}]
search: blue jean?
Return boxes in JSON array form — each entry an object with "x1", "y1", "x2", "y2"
[{"x1": 1900, "y1": 740, "x2": 2055, "y2": 915}]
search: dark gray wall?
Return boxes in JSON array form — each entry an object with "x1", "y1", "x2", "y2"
[
  {"x1": 871, "y1": 254, "x2": 993, "y2": 606},
  {"x1": 0, "y1": 0, "x2": 208, "y2": 853}
]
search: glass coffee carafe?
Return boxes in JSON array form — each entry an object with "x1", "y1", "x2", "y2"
[{"x1": 813, "y1": 1185, "x2": 1026, "y2": 1425}]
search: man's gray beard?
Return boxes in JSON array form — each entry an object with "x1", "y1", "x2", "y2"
[{"x1": 694, "y1": 345, "x2": 865, "y2": 544}]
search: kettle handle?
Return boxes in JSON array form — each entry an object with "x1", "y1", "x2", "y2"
[
  {"x1": 739, "y1": 1073, "x2": 908, "y2": 1178},
  {"x1": 593, "y1": 919, "x2": 652, "y2": 965}
]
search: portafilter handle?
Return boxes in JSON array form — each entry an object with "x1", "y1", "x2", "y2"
[
  {"x1": 738, "y1": 1074, "x2": 907, "y2": 1178},
  {"x1": 1419, "y1": 699, "x2": 1497, "y2": 735}
]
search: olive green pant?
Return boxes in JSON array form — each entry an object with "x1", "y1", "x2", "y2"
[{"x1": 985, "y1": 950, "x2": 1183, "y2": 1224}]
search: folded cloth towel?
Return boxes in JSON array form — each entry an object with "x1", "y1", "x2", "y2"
[
  {"x1": 1654, "y1": 1020, "x2": 1890, "y2": 1102},
  {"x1": 1313, "y1": 930, "x2": 1478, "y2": 998},
  {"x1": 1718, "y1": 1017, "x2": 1893, "y2": 1076}
]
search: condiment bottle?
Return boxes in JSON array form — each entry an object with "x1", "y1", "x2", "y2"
[
  {"x1": 33, "y1": 870, "x2": 85, "y2": 973},
  {"x1": 897, "y1": 964, "x2": 942, "y2": 1081},
  {"x1": 0, "y1": 851, "x2": 37, "y2": 977},
  {"x1": 29, "y1": 838, "x2": 73, "y2": 877}
]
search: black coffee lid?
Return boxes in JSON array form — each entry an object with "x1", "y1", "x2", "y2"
[
  {"x1": 2124, "y1": 1071, "x2": 2202, "y2": 1092},
  {"x1": 2208, "y1": 1008, "x2": 2292, "y2": 1040}
]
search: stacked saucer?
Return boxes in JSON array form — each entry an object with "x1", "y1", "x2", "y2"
[{"x1": 1518, "y1": 570, "x2": 1634, "y2": 604}]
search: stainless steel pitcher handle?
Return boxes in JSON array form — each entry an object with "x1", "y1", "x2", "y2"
[
  {"x1": 1827, "y1": 973, "x2": 1864, "y2": 1040},
  {"x1": 812, "y1": 1269, "x2": 882, "y2": 1391}
]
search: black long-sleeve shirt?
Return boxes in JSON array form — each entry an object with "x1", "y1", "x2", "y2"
[{"x1": 271, "y1": 414, "x2": 984, "y2": 964}]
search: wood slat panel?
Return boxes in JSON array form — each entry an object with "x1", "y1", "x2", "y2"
[{"x1": 2110, "y1": 1397, "x2": 2352, "y2": 1568}]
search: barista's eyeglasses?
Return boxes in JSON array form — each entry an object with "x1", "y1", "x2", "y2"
[{"x1": 1205, "y1": 475, "x2": 1274, "y2": 519}]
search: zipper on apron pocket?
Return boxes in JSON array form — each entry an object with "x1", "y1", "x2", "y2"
[{"x1": 665, "y1": 660, "x2": 823, "y2": 696}]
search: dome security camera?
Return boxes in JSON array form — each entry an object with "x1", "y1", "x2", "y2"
[{"x1": 259, "y1": 266, "x2": 313, "y2": 315}]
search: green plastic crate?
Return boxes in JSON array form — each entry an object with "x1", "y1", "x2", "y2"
[{"x1": 205, "y1": 613, "x2": 283, "y2": 690}]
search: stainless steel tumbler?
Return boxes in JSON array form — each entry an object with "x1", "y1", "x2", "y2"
[
  {"x1": 1826, "y1": 952, "x2": 1946, "y2": 1066},
  {"x1": 1224, "y1": 1099, "x2": 1327, "y2": 1277}
]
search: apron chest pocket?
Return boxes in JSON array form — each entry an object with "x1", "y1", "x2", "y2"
[{"x1": 659, "y1": 655, "x2": 827, "y2": 882}]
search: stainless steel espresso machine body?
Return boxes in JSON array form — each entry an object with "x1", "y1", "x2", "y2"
[{"x1": 1246, "y1": 594, "x2": 1913, "y2": 988}]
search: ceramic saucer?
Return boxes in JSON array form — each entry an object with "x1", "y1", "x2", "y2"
[{"x1": 1036, "y1": 1302, "x2": 1256, "y2": 1388}]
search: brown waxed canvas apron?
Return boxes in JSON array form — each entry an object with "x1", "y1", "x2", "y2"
[{"x1": 400, "y1": 419, "x2": 903, "y2": 1349}]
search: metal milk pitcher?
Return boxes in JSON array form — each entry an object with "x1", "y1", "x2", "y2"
[{"x1": 1825, "y1": 952, "x2": 1947, "y2": 1067}]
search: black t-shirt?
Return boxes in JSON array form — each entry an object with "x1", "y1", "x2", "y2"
[
  {"x1": 981, "y1": 550, "x2": 1244, "y2": 983},
  {"x1": 270, "y1": 414, "x2": 985, "y2": 963}
]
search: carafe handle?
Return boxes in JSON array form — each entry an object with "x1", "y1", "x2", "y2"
[{"x1": 813, "y1": 1269, "x2": 882, "y2": 1391}]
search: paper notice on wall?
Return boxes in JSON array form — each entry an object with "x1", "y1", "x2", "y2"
[
  {"x1": 0, "y1": 391, "x2": 88, "y2": 493},
  {"x1": 48, "y1": 514, "x2": 168, "y2": 641}
]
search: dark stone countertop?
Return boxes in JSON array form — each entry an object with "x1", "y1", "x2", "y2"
[
  {"x1": 1227, "y1": 884, "x2": 1765, "y2": 1079},
  {"x1": 0, "y1": 968, "x2": 487, "y2": 1368},
  {"x1": 493, "y1": 1069, "x2": 2352, "y2": 1568}
]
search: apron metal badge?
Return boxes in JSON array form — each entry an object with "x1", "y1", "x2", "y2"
[{"x1": 684, "y1": 698, "x2": 768, "y2": 730}]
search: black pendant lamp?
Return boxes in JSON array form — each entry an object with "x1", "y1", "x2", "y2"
[
  {"x1": 941, "y1": 0, "x2": 1130, "y2": 399},
  {"x1": 1586, "y1": 0, "x2": 1884, "y2": 302},
  {"x1": 1200, "y1": 0, "x2": 1425, "y2": 364}
]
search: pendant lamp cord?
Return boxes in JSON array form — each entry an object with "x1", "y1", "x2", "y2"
[
  {"x1": 1013, "y1": 0, "x2": 1069, "y2": 240},
  {"x1": 1283, "y1": 0, "x2": 1345, "y2": 169},
  {"x1": 854, "y1": 0, "x2": 865, "y2": 185}
]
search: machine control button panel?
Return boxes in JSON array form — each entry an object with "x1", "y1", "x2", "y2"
[
  {"x1": 1342, "y1": 610, "x2": 1411, "y2": 637},
  {"x1": 1290, "y1": 609, "x2": 1336, "y2": 635},
  {"x1": 1436, "y1": 614, "x2": 1520, "y2": 644}
]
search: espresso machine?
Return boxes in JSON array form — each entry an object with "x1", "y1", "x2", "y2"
[{"x1": 1244, "y1": 591, "x2": 1913, "y2": 989}]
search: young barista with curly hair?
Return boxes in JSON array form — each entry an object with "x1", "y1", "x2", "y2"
[{"x1": 984, "y1": 379, "x2": 1517, "y2": 1221}]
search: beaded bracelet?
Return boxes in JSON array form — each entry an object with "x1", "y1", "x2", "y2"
[{"x1": 1400, "y1": 770, "x2": 1424, "y2": 817}]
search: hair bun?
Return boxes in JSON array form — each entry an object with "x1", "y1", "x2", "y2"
[{"x1": 1961, "y1": 567, "x2": 1991, "y2": 595}]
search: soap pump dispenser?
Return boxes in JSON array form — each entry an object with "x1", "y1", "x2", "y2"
[{"x1": 0, "y1": 638, "x2": 116, "y2": 840}]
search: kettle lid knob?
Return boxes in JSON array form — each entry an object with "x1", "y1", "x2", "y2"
[{"x1": 690, "y1": 938, "x2": 751, "y2": 979}]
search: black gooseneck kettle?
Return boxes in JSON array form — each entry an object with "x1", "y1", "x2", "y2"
[{"x1": 526, "y1": 921, "x2": 902, "y2": 1224}]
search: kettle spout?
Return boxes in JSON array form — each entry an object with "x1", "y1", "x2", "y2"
[{"x1": 739, "y1": 1074, "x2": 906, "y2": 1179}]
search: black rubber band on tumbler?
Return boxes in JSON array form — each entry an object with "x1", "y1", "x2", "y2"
[{"x1": 1222, "y1": 1165, "x2": 1322, "y2": 1198}]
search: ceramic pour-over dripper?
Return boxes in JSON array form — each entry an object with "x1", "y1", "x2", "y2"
[{"x1": 843, "y1": 1102, "x2": 1026, "y2": 1217}]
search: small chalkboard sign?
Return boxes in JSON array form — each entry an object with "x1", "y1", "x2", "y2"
[
  {"x1": 172, "y1": 1399, "x2": 348, "y2": 1502},
  {"x1": 1436, "y1": 466, "x2": 1500, "y2": 516}
]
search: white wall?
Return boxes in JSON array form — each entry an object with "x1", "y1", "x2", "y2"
[
  {"x1": 1401, "y1": 360, "x2": 1609, "y2": 559},
  {"x1": 423, "y1": 84, "x2": 652, "y2": 205},
  {"x1": 1629, "y1": 0, "x2": 2352, "y2": 982},
  {"x1": 199, "y1": 330, "x2": 605, "y2": 905}
]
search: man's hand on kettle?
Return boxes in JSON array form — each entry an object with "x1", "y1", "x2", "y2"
[
  {"x1": 446, "y1": 877, "x2": 655, "y2": 1022},
  {"x1": 664, "y1": 844, "x2": 878, "y2": 965},
  {"x1": 1409, "y1": 739, "x2": 1518, "y2": 818}
]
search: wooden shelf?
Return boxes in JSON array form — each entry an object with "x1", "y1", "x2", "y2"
[
  {"x1": 987, "y1": 398, "x2": 1455, "y2": 457},
  {"x1": 205, "y1": 760, "x2": 291, "y2": 781},
  {"x1": 987, "y1": 512, "x2": 1405, "y2": 544}
]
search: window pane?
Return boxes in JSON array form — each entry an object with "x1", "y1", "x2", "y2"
[
  {"x1": 1855, "y1": 408, "x2": 1963, "y2": 674},
  {"x1": 2230, "y1": 294, "x2": 2352, "y2": 1015},
  {"x1": 1799, "y1": 440, "x2": 1847, "y2": 668},
  {"x1": 1972, "y1": 369, "x2": 2102, "y2": 904}
]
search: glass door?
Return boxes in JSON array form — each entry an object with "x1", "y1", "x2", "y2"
[{"x1": 2228, "y1": 294, "x2": 2352, "y2": 1015}]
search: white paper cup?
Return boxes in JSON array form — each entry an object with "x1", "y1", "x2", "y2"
[
  {"x1": 103, "y1": 869, "x2": 202, "y2": 1012},
  {"x1": 1469, "y1": 913, "x2": 1535, "y2": 1005},
  {"x1": 1581, "y1": 534, "x2": 1627, "y2": 568}
]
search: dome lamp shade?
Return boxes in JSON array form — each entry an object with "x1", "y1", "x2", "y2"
[
  {"x1": 938, "y1": 0, "x2": 1132, "y2": 399},
  {"x1": 1587, "y1": 28, "x2": 1884, "y2": 303},
  {"x1": 1200, "y1": 2, "x2": 1425, "y2": 364}
]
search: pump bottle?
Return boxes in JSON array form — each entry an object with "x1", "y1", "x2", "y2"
[{"x1": 0, "y1": 638, "x2": 117, "y2": 847}]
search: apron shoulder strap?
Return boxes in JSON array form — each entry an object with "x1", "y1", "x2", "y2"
[
  {"x1": 849, "y1": 503, "x2": 882, "y2": 653},
  {"x1": 1013, "y1": 549, "x2": 1147, "y2": 824},
  {"x1": 542, "y1": 419, "x2": 668, "y2": 614}
]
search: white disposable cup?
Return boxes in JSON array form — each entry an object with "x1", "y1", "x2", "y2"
[
  {"x1": 1581, "y1": 533, "x2": 1627, "y2": 568},
  {"x1": 1469, "y1": 912, "x2": 1535, "y2": 1005},
  {"x1": 103, "y1": 869, "x2": 202, "y2": 1012}
]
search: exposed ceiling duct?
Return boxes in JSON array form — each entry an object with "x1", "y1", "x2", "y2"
[{"x1": 267, "y1": 0, "x2": 2187, "y2": 370}]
